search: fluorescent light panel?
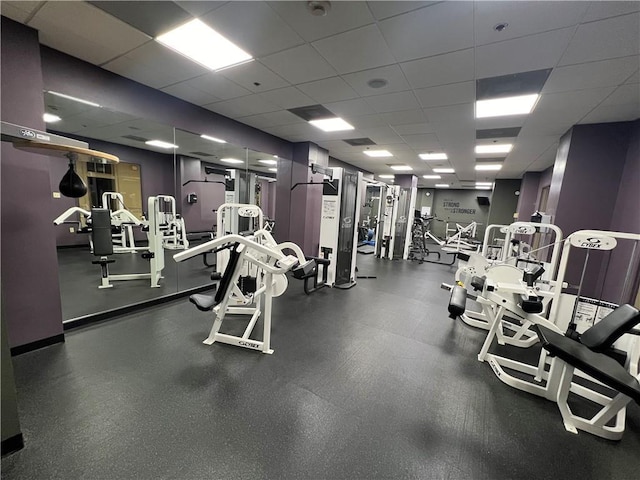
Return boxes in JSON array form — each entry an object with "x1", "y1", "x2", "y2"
[
  {"x1": 268, "y1": 168, "x2": 277, "y2": 172},
  {"x1": 475, "y1": 144, "x2": 513, "y2": 154},
  {"x1": 48, "y1": 91, "x2": 100, "y2": 108},
  {"x1": 476, "y1": 94, "x2": 539, "y2": 118},
  {"x1": 390, "y1": 165, "x2": 412, "y2": 171},
  {"x1": 145, "y1": 140, "x2": 178, "y2": 149},
  {"x1": 157, "y1": 19, "x2": 252, "y2": 71},
  {"x1": 476, "y1": 182, "x2": 493, "y2": 187},
  {"x1": 435, "y1": 184, "x2": 449, "y2": 188},
  {"x1": 364, "y1": 150, "x2": 392, "y2": 157},
  {"x1": 201, "y1": 134, "x2": 226, "y2": 143},
  {"x1": 422, "y1": 175, "x2": 441, "y2": 179},
  {"x1": 433, "y1": 168, "x2": 455, "y2": 173},
  {"x1": 378, "y1": 174, "x2": 395, "y2": 179},
  {"x1": 220, "y1": 158, "x2": 244, "y2": 164},
  {"x1": 309, "y1": 117, "x2": 354, "y2": 132},
  {"x1": 43, "y1": 113, "x2": 61, "y2": 123},
  {"x1": 419, "y1": 152, "x2": 448, "y2": 160},
  {"x1": 475, "y1": 164, "x2": 502, "y2": 171},
  {"x1": 259, "y1": 159, "x2": 278, "y2": 166}
]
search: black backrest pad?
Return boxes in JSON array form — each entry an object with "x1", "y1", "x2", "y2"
[
  {"x1": 91, "y1": 208, "x2": 113, "y2": 256},
  {"x1": 580, "y1": 304, "x2": 640, "y2": 352},
  {"x1": 535, "y1": 325, "x2": 640, "y2": 403},
  {"x1": 214, "y1": 243, "x2": 243, "y2": 304}
]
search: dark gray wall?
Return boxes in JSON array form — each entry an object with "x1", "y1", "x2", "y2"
[
  {"x1": 431, "y1": 189, "x2": 491, "y2": 239},
  {"x1": 179, "y1": 158, "x2": 226, "y2": 233},
  {"x1": 487, "y1": 179, "x2": 521, "y2": 227},
  {"x1": 415, "y1": 188, "x2": 435, "y2": 213},
  {"x1": 516, "y1": 171, "x2": 540, "y2": 221},
  {"x1": 1, "y1": 18, "x2": 64, "y2": 348}
]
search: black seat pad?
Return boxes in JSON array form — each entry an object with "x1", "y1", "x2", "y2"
[
  {"x1": 580, "y1": 304, "x2": 640, "y2": 352},
  {"x1": 534, "y1": 325, "x2": 640, "y2": 403},
  {"x1": 189, "y1": 294, "x2": 217, "y2": 312}
]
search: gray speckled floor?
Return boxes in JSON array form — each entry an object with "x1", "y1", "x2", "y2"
[{"x1": 3, "y1": 256, "x2": 639, "y2": 479}]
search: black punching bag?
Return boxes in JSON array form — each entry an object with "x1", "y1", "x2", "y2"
[{"x1": 59, "y1": 162, "x2": 87, "y2": 198}]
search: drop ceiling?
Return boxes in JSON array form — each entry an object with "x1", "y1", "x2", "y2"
[{"x1": 3, "y1": 1, "x2": 638, "y2": 188}]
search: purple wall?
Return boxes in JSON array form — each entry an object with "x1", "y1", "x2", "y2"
[
  {"x1": 1, "y1": 18, "x2": 64, "y2": 347},
  {"x1": 550, "y1": 122, "x2": 634, "y2": 299},
  {"x1": 602, "y1": 120, "x2": 640, "y2": 303},
  {"x1": 516, "y1": 172, "x2": 540, "y2": 221},
  {"x1": 259, "y1": 179, "x2": 276, "y2": 220},
  {"x1": 179, "y1": 157, "x2": 226, "y2": 232},
  {"x1": 40, "y1": 48, "x2": 293, "y2": 161}
]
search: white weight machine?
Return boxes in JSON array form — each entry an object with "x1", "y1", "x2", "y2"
[
  {"x1": 378, "y1": 183, "x2": 416, "y2": 261},
  {"x1": 174, "y1": 230, "x2": 307, "y2": 354},
  {"x1": 150, "y1": 194, "x2": 189, "y2": 250}
]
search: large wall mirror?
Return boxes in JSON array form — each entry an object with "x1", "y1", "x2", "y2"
[
  {"x1": 44, "y1": 91, "x2": 178, "y2": 321},
  {"x1": 45, "y1": 92, "x2": 281, "y2": 323}
]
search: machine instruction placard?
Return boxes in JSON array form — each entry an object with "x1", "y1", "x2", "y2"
[{"x1": 573, "y1": 296, "x2": 618, "y2": 333}]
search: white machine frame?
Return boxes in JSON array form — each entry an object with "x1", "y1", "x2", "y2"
[
  {"x1": 174, "y1": 230, "x2": 306, "y2": 354},
  {"x1": 153, "y1": 194, "x2": 189, "y2": 250}
]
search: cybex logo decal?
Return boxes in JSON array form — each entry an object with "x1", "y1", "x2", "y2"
[
  {"x1": 488, "y1": 358, "x2": 501, "y2": 377},
  {"x1": 20, "y1": 129, "x2": 36, "y2": 139},
  {"x1": 570, "y1": 234, "x2": 616, "y2": 250},
  {"x1": 239, "y1": 341, "x2": 260, "y2": 349},
  {"x1": 238, "y1": 207, "x2": 259, "y2": 218}
]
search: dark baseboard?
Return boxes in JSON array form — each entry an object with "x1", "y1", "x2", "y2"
[
  {"x1": 10, "y1": 334, "x2": 65, "y2": 356},
  {"x1": 62, "y1": 284, "x2": 214, "y2": 331},
  {"x1": 1, "y1": 433, "x2": 24, "y2": 456}
]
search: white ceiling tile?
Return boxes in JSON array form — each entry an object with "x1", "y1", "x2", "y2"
[
  {"x1": 181, "y1": 73, "x2": 252, "y2": 100},
  {"x1": 475, "y1": 27, "x2": 575, "y2": 78},
  {"x1": 424, "y1": 103, "x2": 475, "y2": 127},
  {"x1": 260, "y1": 44, "x2": 337, "y2": 84},
  {"x1": 161, "y1": 84, "x2": 220, "y2": 106},
  {"x1": 220, "y1": 61, "x2": 289, "y2": 93},
  {"x1": 200, "y1": 1, "x2": 304, "y2": 57},
  {"x1": 367, "y1": 1, "x2": 438, "y2": 20},
  {"x1": 559, "y1": 13, "x2": 640, "y2": 66},
  {"x1": 379, "y1": 2, "x2": 474, "y2": 62},
  {"x1": 542, "y1": 56, "x2": 640, "y2": 93},
  {"x1": 474, "y1": 1, "x2": 589, "y2": 46},
  {"x1": 297, "y1": 77, "x2": 359, "y2": 104},
  {"x1": 258, "y1": 87, "x2": 315, "y2": 109},
  {"x1": 599, "y1": 83, "x2": 640, "y2": 107},
  {"x1": 390, "y1": 123, "x2": 436, "y2": 135},
  {"x1": 626, "y1": 70, "x2": 640, "y2": 84},
  {"x1": 103, "y1": 42, "x2": 208, "y2": 89},
  {"x1": 258, "y1": 110, "x2": 306, "y2": 127},
  {"x1": 1, "y1": 1, "x2": 41, "y2": 22},
  {"x1": 401, "y1": 49, "x2": 475, "y2": 89},
  {"x1": 324, "y1": 99, "x2": 376, "y2": 117},
  {"x1": 475, "y1": 116, "x2": 527, "y2": 131},
  {"x1": 174, "y1": 1, "x2": 226, "y2": 17},
  {"x1": 415, "y1": 82, "x2": 475, "y2": 109},
  {"x1": 400, "y1": 133, "x2": 441, "y2": 148},
  {"x1": 30, "y1": 2, "x2": 151, "y2": 65},
  {"x1": 268, "y1": 1, "x2": 374, "y2": 42},
  {"x1": 358, "y1": 127, "x2": 404, "y2": 144},
  {"x1": 342, "y1": 65, "x2": 412, "y2": 97},
  {"x1": 582, "y1": 1, "x2": 640, "y2": 22},
  {"x1": 365, "y1": 91, "x2": 419, "y2": 114},
  {"x1": 378, "y1": 109, "x2": 428, "y2": 126},
  {"x1": 579, "y1": 102, "x2": 640, "y2": 124},
  {"x1": 534, "y1": 86, "x2": 617, "y2": 119},
  {"x1": 312, "y1": 24, "x2": 396, "y2": 74},
  {"x1": 218, "y1": 94, "x2": 281, "y2": 117}
]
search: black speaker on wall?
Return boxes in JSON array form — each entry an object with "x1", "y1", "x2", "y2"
[{"x1": 477, "y1": 196, "x2": 491, "y2": 206}]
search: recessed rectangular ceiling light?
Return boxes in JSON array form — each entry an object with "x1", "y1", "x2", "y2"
[
  {"x1": 433, "y1": 168, "x2": 455, "y2": 173},
  {"x1": 476, "y1": 94, "x2": 539, "y2": 118},
  {"x1": 145, "y1": 140, "x2": 178, "y2": 149},
  {"x1": 475, "y1": 164, "x2": 502, "y2": 171},
  {"x1": 157, "y1": 19, "x2": 253, "y2": 71},
  {"x1": 48, "y1": 91, "x2": 101, "y2": 108},
  {"x1": 259, "y1": 159, "x2": 278, "y2": 165},
  {"x1": 390, "y1": 165, "x2": 412, "y2": 171},
  {"x1": 419, "y1": 153, "x2": 448, "y2": 160},
  {"x1": 201, "y1": 134, "x2": 226, "y2": 143},
  {"x1": 423, "y1": 175, "x2": 441, "y2": 179},
  {"x1": 268, "y1": 167, "x2": 277, "y2": 172},
  {"x1": 435, "y1": 184, "x2": 449, "y2": 188},
  {"x1": 43, "y1": 113, "x2": 61, "y2": 123},
  {"x1": 220, "y1": 158, "x2": 244, "y2": 164},
  {"x1": 475, "y1": 144, "x2": 513, "y2": 154},
  {"x1": 476, "y1": 186, "x2": 492, "y2": 190},
  {"x1": 476, "y1": 182, "x2": 493, "y2": 187},
  {"x1": 378, "y1": 174, "x2": 395, "y2": 179},
  {"x1": 309, "y1": 117, "x2": 354, "y2": 132},
  {"x1": 364, "y1": 150, "x2": 393, "y2": 157}
]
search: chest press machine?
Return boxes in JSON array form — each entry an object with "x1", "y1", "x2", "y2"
[{"x1": 174, "y1": 230, "x2": 310, "y2": 354}]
